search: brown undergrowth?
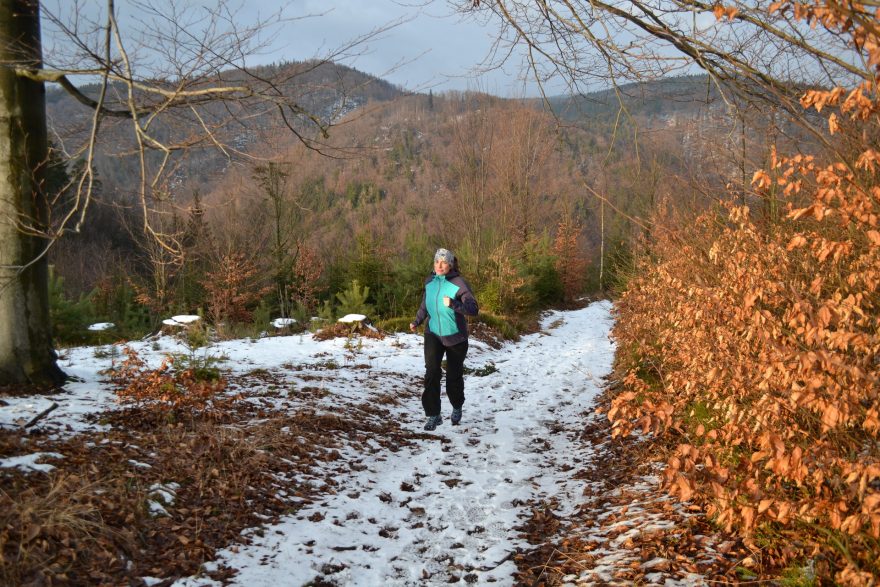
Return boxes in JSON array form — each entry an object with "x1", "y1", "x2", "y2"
[
  {"x1": 0, "y1": 391, "x2": 407, "y2": 586},
  {"x1": 312, "y1": 322, "x2": 386, "y2": 341},
  {"x1": 108, "y1": 346, "x2": 230, "y2": 412}
]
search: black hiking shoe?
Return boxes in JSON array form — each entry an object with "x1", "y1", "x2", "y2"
[
  {"x1": 423, "y1": 415, "x2": 442, "y2": 431},
  {"x1": 451, "y1": 408, "x2": 462, "y2": 425}
]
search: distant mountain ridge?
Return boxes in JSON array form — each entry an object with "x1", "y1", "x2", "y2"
[
  {"x1": 45, "y1": 60, "x2": 405, "y2": 203},
  {"x1": 545, "y1": 74, "x2": 722, "y2": 121},
  {"x1": 45, "y1": 69, "x2": 748, "y2": 210}
]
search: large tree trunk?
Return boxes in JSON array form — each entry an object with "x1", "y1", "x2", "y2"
[{"x1": 0, "y1": 0, "x2": 65, "y2": 386}]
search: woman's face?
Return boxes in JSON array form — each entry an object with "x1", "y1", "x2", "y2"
[{"x1": 434, "y1": 258, "x2": 451, "y2": 275}]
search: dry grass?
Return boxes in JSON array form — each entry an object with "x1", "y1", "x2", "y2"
[{"x1": 0, "y1": 454, "x2": 142, "y2": 586}]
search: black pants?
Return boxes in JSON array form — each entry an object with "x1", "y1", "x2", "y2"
[{"x1": 422, "y1": 331, "x2": 468, "y2": 417}]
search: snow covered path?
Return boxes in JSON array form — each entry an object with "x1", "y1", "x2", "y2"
[
  {"x1": 1, "y1": 301, "x2": 618, "y2": 586},
  {"x1": 177, "y1": 301, "x2": 615, "y2": 586}
]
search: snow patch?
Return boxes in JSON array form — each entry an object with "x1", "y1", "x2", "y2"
[
  {"x1": 0, "y1": 452, "x2": 64, "y2": 472},
  {"x1": 337, "y1": 314, "x2": 367, "y2": 323},
  {"x1": 162, "y1": 315, "x2": 201, "y2": 326}
]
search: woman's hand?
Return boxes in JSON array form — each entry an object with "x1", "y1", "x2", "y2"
[
  {"x1": 443, "y1": 296, "x2": 452, "y2": 307},
  {"x1": 409, "y1": 322, "x2": 418, "y2": 332}
]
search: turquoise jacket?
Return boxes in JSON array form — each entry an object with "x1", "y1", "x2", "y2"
[{"x1": 412, "y1": 270, "x2": 479, "y2": 346}]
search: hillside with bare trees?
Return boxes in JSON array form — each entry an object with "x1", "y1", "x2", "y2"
[{"x1": 47, "y1": 71, "x2": 779, "y2": 345}]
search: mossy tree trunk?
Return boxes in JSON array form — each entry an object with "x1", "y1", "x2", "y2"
[{"x1": 0, "y1": 0, "x2": 65, "y2": 386}]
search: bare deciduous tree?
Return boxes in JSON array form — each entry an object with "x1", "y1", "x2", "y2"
[
  {"x1": 466, "y1": 1, "x2": 869, "y2": 112},
  {"x1": 0, "y1": 0, "x2": 399, "y2": 385},
  {"x1": 464, "y1": 0, "x2": 878, "y2": 292},
  {"x1": 450, "y1": 97, "x2": 497, "y2": 279},
  {"x1": 0, "y1": 1, "x2": 64, "y2": 385}
]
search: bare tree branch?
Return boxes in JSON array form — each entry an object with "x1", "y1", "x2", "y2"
[{"x1": 13, "y1": 0, "x2": 407, "y2": 267}]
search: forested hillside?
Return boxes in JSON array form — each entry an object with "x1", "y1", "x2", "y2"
[
  {"x1": 45, "y1": 60, "x2": 401, "y2": 196},
  {"x1": 47, "y1": 67, "x2": 787, "y2": 344}
]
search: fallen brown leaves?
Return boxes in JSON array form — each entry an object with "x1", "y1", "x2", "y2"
[
  {"x1": 108, "y1": 346, "x2": 229, "y2": 412},
  {"x1": 514, "y1": 390, "x2": 746, "y2": 586},
  {"x1": 467, "y1": 321, "x2": 505, "y2": 349},
  {"x1": 0, "y1": 387, "x2": 411, "y2": 586},
  {"x1": 312, "y1": 323, "x2": 386, "y2": 341}
]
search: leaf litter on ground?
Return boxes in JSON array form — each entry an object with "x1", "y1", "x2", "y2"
[{"x1": 1, "y1": 301, "x2": 747, "y2": 586}]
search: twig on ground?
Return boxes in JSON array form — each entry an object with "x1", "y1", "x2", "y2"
[{"x1": 25, "y1": 402, "x2": 59, "y2": 428}]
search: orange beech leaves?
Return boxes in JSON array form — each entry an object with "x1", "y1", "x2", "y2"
[
  {"x1": 612, "y1": 1, "x2": 880, "y2": 582},
  {"x1": 109, "y1": 347, "x2": 228, "y2": 412}
]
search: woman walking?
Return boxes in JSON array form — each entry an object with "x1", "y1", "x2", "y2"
[{"x1": 410, "y1": 248, "x2": 479, "y2": 430}]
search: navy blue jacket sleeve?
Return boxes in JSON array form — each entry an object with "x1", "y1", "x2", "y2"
[
  {"x1": 413, "y1": 292, "x2": 428, "y2": 326},
  {"x1": 451, "y1": 277, "x2": 478, "y2": 317}
]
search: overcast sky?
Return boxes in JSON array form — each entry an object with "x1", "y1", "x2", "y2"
[
  {"x1": 246, "y1": 0, "x2": 536, "y2": 96},
  {"x1": 43, "y1": 0, "x2": 547, "y2": 97}
]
